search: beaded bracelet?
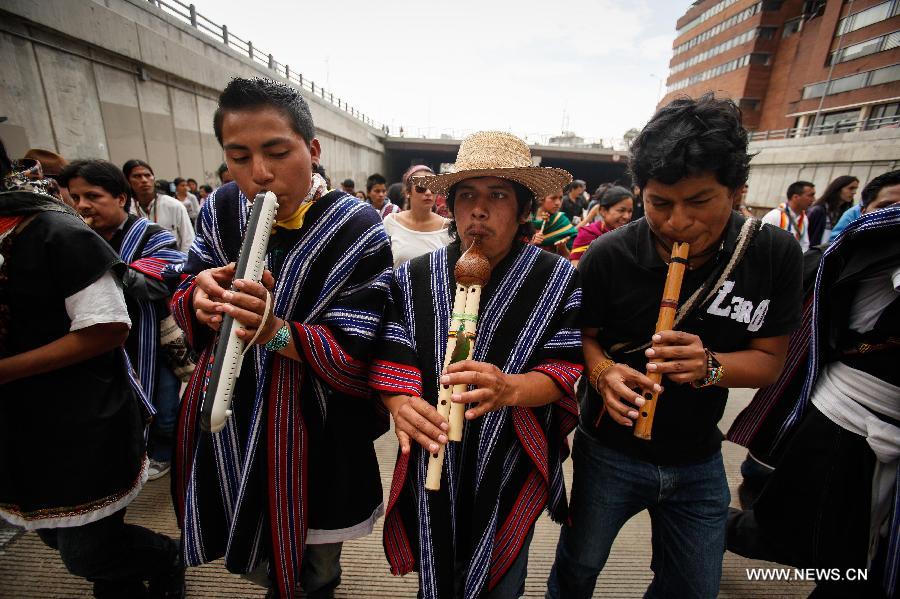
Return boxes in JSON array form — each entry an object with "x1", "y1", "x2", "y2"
[
  {"x1": 264, "y1": 321, "x2": 291, "y2": 352},
  {"x1": 589, "y1": 359, "x2": 616, "y2": 392},
  {"x1": 691, "y1": 348, "x2": 725, "y2": 388}
]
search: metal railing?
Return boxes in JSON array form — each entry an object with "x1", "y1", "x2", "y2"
[
  {"x1": 146, "y1": 0, "x2": 386, "y2": 131},
  {"x1": 749, "y1": 114, "x2": 900, "y2": 141}
]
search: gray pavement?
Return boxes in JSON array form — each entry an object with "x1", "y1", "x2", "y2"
[{"x1": 0, "y1": 389, "x2": 814, "y2": 597}]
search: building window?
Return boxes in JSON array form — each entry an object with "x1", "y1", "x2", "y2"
[
  {"x1": 783, "y1": 17, "x2": 803, "y2": 37},
  {"x1": 802, "y1": 63, "x2": 900, "y2": 98},
  {"x1": 866, "y1": 101, "x2": 900, "y2": 128},
  {"x1": 739, "y1": 98, "x2": 761, "y2": 111},
  {"x1": 667, "y1": 54, "x2": 754, "y2": 93},
  {"x1": 749, "y1": 53, "x2": 771, "y2": 65},
  {"x1": 669, "y1": 27, "x2": 762, "y2": 75},
  {"x1": 836, "y1": 0, "x2": 900, "y2": 36},
  {"x1": 829, "y1": 30, "x2": 900, "y2": 65},
  {"x1": 814, "y1": 108, "x2": 861, "y2": 132},
  {"x1": 759, "y1": 26, "x2": 777, "y2": 39},
  {"x1": 676, "y1": 0, "x2": 744, "y2": 36},
  {"x1": 673, "y1": 3, "x2": 762, "y2": 57},
  {"x1": 762, "y1": 0, "x2": 785, "y2": 10},
  {"x1": 870, "y1": 63, "x2": 900, "y2": 85}
]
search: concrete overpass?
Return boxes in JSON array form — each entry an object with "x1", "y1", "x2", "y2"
[
  {"x1": 0, "y1": 0, "x2": 386, "y2": 186},
  {"x1": 383, "y1": 137, "x2": 631, "y2": 193}
]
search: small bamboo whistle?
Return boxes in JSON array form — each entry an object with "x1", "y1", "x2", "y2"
[
  {"x1": 425, "y1": 241, "x2": 491, "y2": 491},
  {"x1": 633, "y1": 241, "x2": 690, "y2": 441}
]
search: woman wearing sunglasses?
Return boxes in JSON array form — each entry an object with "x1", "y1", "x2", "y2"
[{"x1": 382, "y1": 164, "x2": 451, "y2": 268}]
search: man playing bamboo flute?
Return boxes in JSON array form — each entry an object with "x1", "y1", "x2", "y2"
[
  {"x1": 547, "y1": 94, "x2": 804, "y2": 599},
  {"x1": 168, "y1": 78, "x2": 393, "y2": 599},
  {"x1": 369, "y1": 131, "x2": 583, "y2": 599}
]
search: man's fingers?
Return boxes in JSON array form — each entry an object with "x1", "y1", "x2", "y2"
[
  {"x1": 233, "y1": 279, "x2": 269, "y2": 301},
  {"x1": 408, "y1": 398, "x2": 449, "y2": 431},
  {"x1": 443, "y1": 360, "x2": 491, "y2": 375},
  {"x1": 440, "y1": 369, "x2": 489, "y2": 388},
  {"x1": 220, "y1": 304, "x2": 263, "y2": 328},
  {"x1": 396, "y1": 430, "x2": 411, "y2": 455},
  {"x1": 652, "y1": 329, "x2": 697, "y2": 345},
  {"x1": 450, "y1": 387, "x2": 491, "y2": 405},
  {"x1": 261, "y1": 270, "x2": 276, "y2": 291},
  {"x1": 222, "y1": 289, "x2": 267, "y2": 313},
  {"x1": 464, "y1": 400, "x2": 496, "y2": 421},
  {"x1": 601, "y1": 389, "x2": 637, "y2": 427},
  {"x1": 646, "y1": 344, "x2": 695, "y2": 360}
]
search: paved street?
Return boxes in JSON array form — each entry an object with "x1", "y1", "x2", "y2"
[{"x1": 0, "y1": 389, "x2": 814, "y2": 597}]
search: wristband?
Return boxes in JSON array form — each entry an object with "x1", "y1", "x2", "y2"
[
  {"x1": 589, "y1": 359, "x2": 616, "y2": 392},
  {"x1": 691, "y1": 348, "x2": 725, "y2": 388},
  {"x1": 264, "y1": 321, "x2": 291, "y2": 352}
]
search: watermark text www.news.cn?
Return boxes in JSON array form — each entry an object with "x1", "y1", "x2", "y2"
[{"x1": 746, "y1": 568, "x2": 868, "y2": 582}]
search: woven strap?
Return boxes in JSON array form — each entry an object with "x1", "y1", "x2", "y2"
[{"x1": 611, "y1": 218, "x2": 763, "y2": 355}]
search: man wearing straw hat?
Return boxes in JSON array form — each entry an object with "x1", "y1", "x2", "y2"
[{"x1": 369, "y1": 131, "x2": 584, "y2": 598}]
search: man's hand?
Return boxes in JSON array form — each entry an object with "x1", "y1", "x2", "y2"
[
  {"x1": 644, "y1": 330, "x2": 706, "y2": 384},
  {"x1": 531, "y1": 232, "x2": 545, "y2": 245},
  {"x1": 383, "y1": 395, "x2": 449, "y2": 455},
  {"x1": 442, "y1": 360, "x2": 520, "y2": 420},
  {"x1": 593, "y1": 362, "x2": 660, "y2": 427},
  {"x1": 220, "y1": 273, "x2": 278, "y2": 344},
  {"x1": 193, "y1": 263, "x2": 237, "y2": 331}
]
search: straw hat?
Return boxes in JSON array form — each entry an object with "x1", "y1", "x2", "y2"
[{"x1": 414, "y1": 131, "x2": 571, "y2": 200}]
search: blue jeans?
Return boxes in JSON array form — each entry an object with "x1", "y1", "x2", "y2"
[
  {"x1": 148, "y1": 359, "x2": 180, "y2": 462},
  {"x1": 547, "y1": 429, "x2": 730, "y2": 599}
]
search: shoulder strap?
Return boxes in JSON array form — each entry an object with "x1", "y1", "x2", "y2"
[{"x1": 611, "y1": 218, "x2": 763, "y2": 355}]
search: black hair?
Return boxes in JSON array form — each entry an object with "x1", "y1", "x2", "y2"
[
  {"x1": 786, "y1": 180, "x2": 814, "y2": 200},
  {"x1": 629, "y1": 92, "x2": 751, "y2": 191},
  {"x1": 366, "y1": 173, "x2": 387, "y2": 192},
  {"x1": 217, "y1": 162, "x2": 229, "y2": 178},
  {"x1": 599, "y1": 185, "x2": 635, "y2": 209},
  {"x1": 565, "y1": 179, "x2": 586, "y2": 193},
  {"x1": 445, "y1": 179, "x2": 535, "y2": 241},
  {"x1": 387, "y1": 182, "x2": 404, "y2": 205},
  {"x1": 187, "y1": 178, "x2": 197, "y2": 185},
  {"x1": 342, "y1": 178, "x2": 355, "y2": 188},
  {"x1": 213, "y1": 77, "x2": 315, "y2": 147},
  {"x1": 173, "y1": 177, "x2": 186, "y2": 186},
  {"x1": 200, "y1": 184, "x2": 213, "y2": 194},
  {"x1": 59, "y1": 159, "x2": 132, "y2": 211},
  {"x1": 812, "y1": 175, "x2": 857, "y2": 223},
  {"x1": 122, "y1": 158, "x2": 153, "y2": 179},
  {"x1": 861, "y1": 169, "x2": 900, "y2": 208}
]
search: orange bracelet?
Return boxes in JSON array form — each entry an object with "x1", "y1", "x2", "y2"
[{"x1": 589, "y1": 359, "x2": 616, "y2": 392}]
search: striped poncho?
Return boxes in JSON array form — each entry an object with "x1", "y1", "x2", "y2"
[
  {"x1": 370, "y1": 241, "x2": 582, "y2": 598},
  {"x1": 113, "y1": 214, "x2": 185, "y2": 405},
  {"x1": 168, "y1": 181, "x2": 393, "y2": 598}
]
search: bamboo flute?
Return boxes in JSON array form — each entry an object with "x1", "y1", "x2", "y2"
[
  {"x1": 425, "y1": 240, "x2": 491, "y2": 491},
  {"x1": 633, "y1": 241, "x2": 690, "y2": 441}
]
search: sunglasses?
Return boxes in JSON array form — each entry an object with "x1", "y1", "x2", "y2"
[{"x1": 414, "y1": 185, "x2": 429, "y2": 193}]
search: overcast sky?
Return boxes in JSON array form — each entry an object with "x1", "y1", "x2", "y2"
[{"x1": 200, "y1": 1, "x2": 686, "y2": 145}]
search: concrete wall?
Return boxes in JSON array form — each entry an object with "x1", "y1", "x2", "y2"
[
  {"x1": 0, "y1": 0, "x2": 385, "y2": 184},
  {"x1": 746, "y1": 127, "x2": 900, "y2": 208}
]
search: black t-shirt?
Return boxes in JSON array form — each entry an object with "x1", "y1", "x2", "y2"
[{"x1": 579, "y1": 213, "x2": 803, "y2": 465}]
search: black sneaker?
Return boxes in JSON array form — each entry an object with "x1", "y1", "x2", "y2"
[{"x1": 148, "y1": 545, "x2": 185, "y2": 599}]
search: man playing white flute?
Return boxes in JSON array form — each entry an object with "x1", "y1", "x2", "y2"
[
  {"x1": 167, "y1": 77, "x2": 393, "y2": 599},
  {"x1": 547, "y1": 94, "x2": 804, "y2": 598},
  {"x1": 369, "y1": 131, "x2": 583, "y2": 599}
]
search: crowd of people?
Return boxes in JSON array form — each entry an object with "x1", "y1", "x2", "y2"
[{"x1": 0, "y1": 77, "x2": 897, "y2": 599}]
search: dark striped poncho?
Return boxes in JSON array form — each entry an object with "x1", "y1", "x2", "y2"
[
  {"x1": 370, "y1": 241, "x2": 582, "y2": 598},
  {"x1": 168, "y1": 182, "x2": 393, "y2": 598},
  {"x1": 112, "y1": 214, "x2": 185, "y2": 404}
]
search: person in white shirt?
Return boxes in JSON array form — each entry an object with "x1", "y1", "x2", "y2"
[
  {"x1": 123, "y1": 159, "x2": 195, "y2": 252},
  {"x1": 762, "y1": 180, "x2": 815, "y2": 251},
  {"x1": 174, "y1": 176, "x2": 200, "y2": 225},
  {"x1": 382, "y1": 165, "x2": 451, "y2": 268}
]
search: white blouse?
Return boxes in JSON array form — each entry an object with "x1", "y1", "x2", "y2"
[{"x1": 383, "y1": 213, "x2": 452, "y2": 268}]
